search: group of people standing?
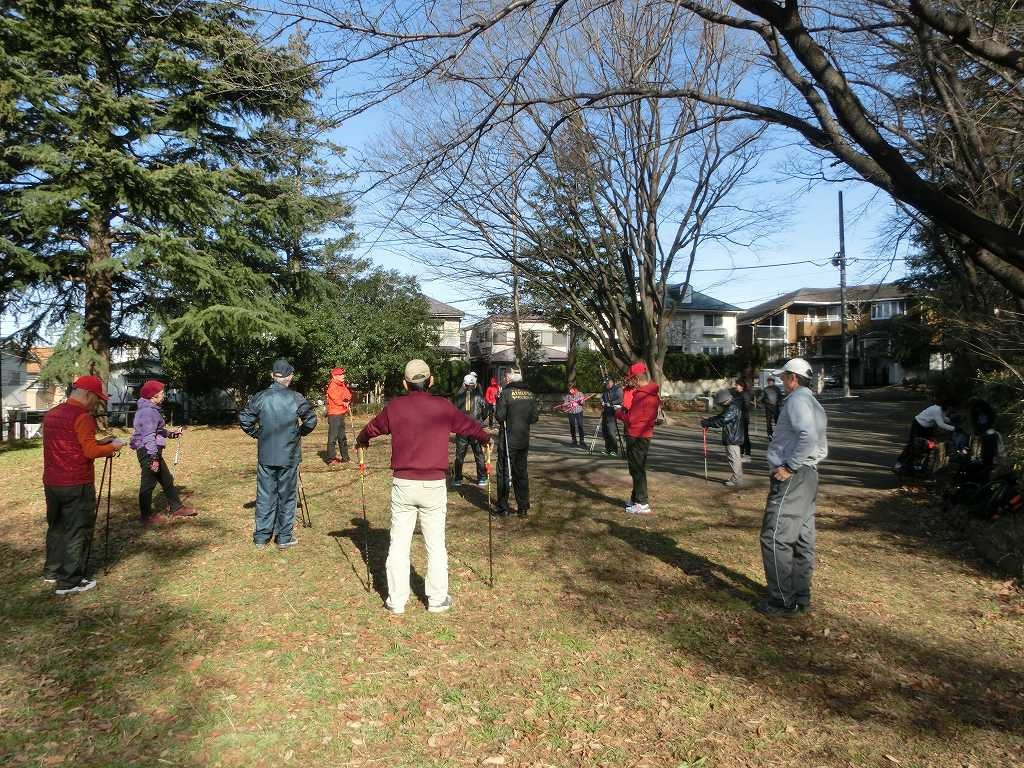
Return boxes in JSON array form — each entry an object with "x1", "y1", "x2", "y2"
[{"x1": 40, "y1": 354, "x2": 827, "y2": 622}]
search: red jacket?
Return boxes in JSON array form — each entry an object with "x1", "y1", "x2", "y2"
[
  {"x1": 356, "y1": 390, "x2": 491, "y2": 480},
  {"x1": 616, "y1": 382, "x2": 660, "y2": 438},
  {"x1": 326, "y1": 380, "x2": 352, "y2": 416},
  {"x1": 43, "y1": 400, "x2": 118, "y2": 486},
  {"x1": 484, "y1": 381, "x2": 499, "y2": 405}
]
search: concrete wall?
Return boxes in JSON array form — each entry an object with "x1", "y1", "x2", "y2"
[{"x1": 660, "y1": 377, "x2": 733, "y2": 400}]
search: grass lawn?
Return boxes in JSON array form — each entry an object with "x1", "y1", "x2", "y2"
[{"x1": 0, "y1": 414, "x2": 1021, "y2": 768}]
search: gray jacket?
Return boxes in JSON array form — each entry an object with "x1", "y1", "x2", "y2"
[
  {"x1": 766, "y1": 386, "x2": 828, "y2": 471},
  {"x1": 239, "y1": 382, "x2": 318, "y2": 466}
]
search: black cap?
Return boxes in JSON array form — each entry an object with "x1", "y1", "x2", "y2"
[{"x1": 272, "y1": 359, "x2": 294, "y2": 376}]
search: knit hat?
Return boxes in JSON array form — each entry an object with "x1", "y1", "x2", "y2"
[
  {"x1": 73, "y1": 375, "x2": 109, "y2": 402},
  {"x1": 628, "y1": 361, "x2": 648, "y2": 377},
  {"x1": 404, "y1": 359, "x2": 430, "y2": 383},
  {"x1": 140, "y1": 380, "x2": 165, "y2": 400},
  {"x1": 714, "y1": 388, "x2": 733, "y2": 406},
  {"x1": 331, "y1": 367, "x2": 345, "y2": 376}
]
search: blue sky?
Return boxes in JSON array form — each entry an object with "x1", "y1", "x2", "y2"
[{"x1": 336, "y1": 103, "x2": 909, "y2": 323}]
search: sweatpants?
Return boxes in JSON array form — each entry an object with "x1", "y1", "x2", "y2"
[
  {"x1": 568, "y1": 412, "x2": 585, "y2": 444},
  {"x1": 625, "y1": 435, "x2": 650, "y2": 504},
  {"x1": 760, "y1": 466, "x2": 818, "y2": 608},
  {"x1": 136, "y1": 447, "x2": 183, "y2": 519},
  {"x1": 254, "y1": 463, "x2": 299, "y2": 545},
  {"x1": 453, "y1": 435, "x2": 485, "y2": 482},
  {"x1": 496, "y1": 435, "x2": 530, "y2": 513},
  {"x1": 326, "y1": 414, "x2": 350, "y2": 461},
  {"x1": 44, "y1": 483, "x2": 97, "y2": 590},
  {"x1": 726, "y1": 444, "x2": 744, "y2": 485},
  {"x1": 386, "y1": 478, "x2": 448, "y2": 609}
]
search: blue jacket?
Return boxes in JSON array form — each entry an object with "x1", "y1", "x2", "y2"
[
  {"x1": 702, "y1": 397, "x2": 744, "y2": 446},
  {"x1": 239, "y1": 382, "x2": 318, "y2": 466}
]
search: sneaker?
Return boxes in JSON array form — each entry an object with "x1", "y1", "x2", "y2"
[
  {"x1": 476, "y1": 478, "x2": 488, "y2": 487},
  {"x1": 491, "y1": 509, "x2": 509, "y2": 518},
  {"x1": 170, "y1": 506, "x2": 198, "y2": 517},
  {"x1": 385, "y1": 597, "x2": 405, "y2": 615},
  {"x1": 42, "y1": 576, "x2": 57, "y2": 584},
  {"x1": 624, "y1": 502, "x2": 636, "y2": 514},
  {"x1": 328, "y1": 458, "x2": 343, "y2": 466},
  {"x1": 451, "y1": 480, "x2": 463, "y2": 488},
  {"x1": 741, "y1": 456, "x2": 751, "y2": 463},
  {"x1": 276, "y1": 539, "x2": 299, "y2": 550},
  {"x1": 516, "y1": 509, "x2": 528, "y2": 518},
  {"x1": 427, "y1": 595, "x2": 454, "y2": 613},
  {"x1": 754, "y1": 600, "x2": 801, "y2": 618},
  {"x1": 724, "y1": 480, "x2": 738, "y2": 488},
  {"x1": 628, "y1": 503, "x2": 652, "y2": 515},
  {"x1": 55, "y1": 578, "x2": 97, "y2": 596},
  {"x1": 142, "y1": 513, "x2": 171, "y2": 525},
  {"x1": 254, "y1": 540, "x2": 270, "y2": 550}
]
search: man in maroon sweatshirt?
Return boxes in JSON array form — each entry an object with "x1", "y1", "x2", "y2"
[
  {"x1": 615, "y1": 361, "x2": 661, "y2": 515},
  {"x1": 355, "y1": 359, "x2": 490, "y2": 615}
]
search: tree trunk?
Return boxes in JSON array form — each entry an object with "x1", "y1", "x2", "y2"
[
  {"x1": 566, "y1": 325, "x2": 578, "y2": 389},
  {"x1": 85, "y1": 216, "x2": 113, "y2": 378},
  {"x1": 511, "y1": 266, "x2": 525, "y2": 375}
]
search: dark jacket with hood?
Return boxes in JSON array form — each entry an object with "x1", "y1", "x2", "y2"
[{"x1": 702, "y1": 396, "x2": 744, "y2": 446}]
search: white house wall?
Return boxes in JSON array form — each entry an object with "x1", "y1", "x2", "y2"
[{"x1": 667, "y1": 313, "x2": 738, "y2": 355}]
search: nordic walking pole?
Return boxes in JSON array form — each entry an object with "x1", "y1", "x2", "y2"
[
  {"x1": 485, "y1": 442, "x2": 494, "y2": 588},
  {"x1": 102, "y1": 454, "x2": 113, "y2": 572},
  {"x1": 83, "y1": 455, "x2": 111, "y2": 577},
  {"x1": 358, "y1": 446, "x2": 370, "y2": 592},
  {"x1": 702, "y1": 427, "x2": 709, "y2": 485},
  {"x1": 173, "y1": 427, "x2": 183, "y2": 466},
  {"x1": 588, "y1": 417, "x2": 602, "y2": 454}
]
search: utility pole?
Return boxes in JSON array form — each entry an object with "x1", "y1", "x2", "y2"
[{"x1": 833, "y1": 191, "x2": 852, "y2": 398}]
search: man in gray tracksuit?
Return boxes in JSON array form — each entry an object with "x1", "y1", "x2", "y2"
[{"x1": 757, "y1": 357, "x2": 828, "y2": 617}]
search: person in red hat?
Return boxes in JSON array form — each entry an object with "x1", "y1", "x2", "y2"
[
  {"x1": 615, "y1": 361, "x2": 661, "y2": 515},
  {"x1": 325, "y1": 367, "x2": 353, "y2": 465},
  {"x1": 129, "y1": 380, "x2": 195, "y2": 524},
  {"x1": 42, "y1": 375, "x2": 124, "y2": 595}
]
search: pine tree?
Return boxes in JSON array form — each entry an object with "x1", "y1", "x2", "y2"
[{"x1": 0, "y1": 0, "x2": 322, "y2": 375}]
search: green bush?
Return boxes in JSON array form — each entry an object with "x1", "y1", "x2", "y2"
[
  {"x1": 662, "y1": 352, "x2": 739, "y2": 382},
  {"x1": 525, "y1": 363, "x2": 567, "y2": 393},
  {"x1": 574, "y1": 349, "x2": 607, "y2": 392}
]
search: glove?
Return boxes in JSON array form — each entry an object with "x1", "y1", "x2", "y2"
[{"x1": 149, "y1": 458, "x2": 160, "y2": 472}]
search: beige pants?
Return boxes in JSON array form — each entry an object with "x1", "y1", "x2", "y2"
[{"x1": 386, "y1": 478, "x2": 448, "y2": 609}]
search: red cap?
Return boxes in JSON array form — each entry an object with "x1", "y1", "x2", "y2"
[
  {"x1": 73, "y1": 375, "x2": 109, "y2": 402},
  {"x1": 331, "y1": 367, "x2": 345, "y2": 376},
  {"x1": 140, "y1": 380, "x2": 165, "y2": 399},
  {"x1": 628, "y1": 362, "x2": 648, "y2": 377}
]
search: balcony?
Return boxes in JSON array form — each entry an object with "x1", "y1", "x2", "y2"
[
  {"x1": 701, "y1": 326, "x2": 728, "y2": 337},
  {"x1": 798, "y1": 319, "x2": 843, "y2": 337}
]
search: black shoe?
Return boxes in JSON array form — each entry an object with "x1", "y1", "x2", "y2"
[
  {"x1": 491, "y1": 509, "x2": 510, "y2": 518},
  {"x1": 451, "y1": 480, "x2": 462, "y2": 488},
  {"x1": 516, "y1": 509, "x2": 528, "y2": 518},
  {"x1": 754, "y1": 600, "x2": 801, "y2": 618}
]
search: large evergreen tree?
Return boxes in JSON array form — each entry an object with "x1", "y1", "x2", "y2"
[{"x1": 0, "y1": 0, "x2": 321, "y2": 375}]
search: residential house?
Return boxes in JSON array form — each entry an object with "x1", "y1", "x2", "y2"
[
  {"x1": 426, "y1": 297, "x2": 467, "y2": 359},
  {"x1": 737, "y1": 282, "x2": 915, "y2": 386},
  {"x1": 464, "y1": 315, "x2": 573, "y2": 381},
  {"x1": 1, "y1": 346, "x2": 58, "y2": 418},
  {"x1": 664, "y1": 284, "x2": 744, "y2": 356}
]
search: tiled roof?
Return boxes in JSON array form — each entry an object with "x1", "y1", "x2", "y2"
[
  {"x1": 739, "y1": 283, "x2": 909, "y2": 324},
  {"x1": 666, "y1": 285, "x2": 743, "y2": 313},
  {"x1": 25, "y1": 347, "x2": 53, "y2": 374},
  {"x1": 426, "y1": 297, "x2": 465, "y2": 318}
]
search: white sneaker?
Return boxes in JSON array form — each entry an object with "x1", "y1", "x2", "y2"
[
  {"x1": 55, "y1": 578, "x2": 96, "y2": 596},
  {"x1": 385, "y1": 597, "x2": 405, "y2": 615},
  {"x1": 629, "y1": 504, "x2": 652, "y2": 515},
  {"x1": 624, "y1": 503, "x2": 637, "y2": 514},
  {"x1": 428, "y1": 595, "x2": 454, "y2": 613}
]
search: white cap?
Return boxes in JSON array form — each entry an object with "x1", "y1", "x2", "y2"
[
  {"x1": 463, "y1": 373, "x2": 477, "y2": 385},
  {"x1": 781, "y1": 357, "x2": 813, "y2": 379}
]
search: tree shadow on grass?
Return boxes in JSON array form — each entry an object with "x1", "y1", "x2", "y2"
[
  {"x1": 556, "y1": 511, "x2": 1024, "y2": 741},
  {"x1": 0, "y1": 533, "x2": 223, "y2": 768}
]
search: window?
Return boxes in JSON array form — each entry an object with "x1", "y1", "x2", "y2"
[
  {"x1": 703, "y1": 314, "x2": 723, "y2": 327},
  {"x1": 491, "y1": 330, "x2": 509, "y2": 344},
  {"x1": 806, "y1": 305, "x2": 840, "y2": 322},
  {"x1": 702, "y1": 346, "x2": 724, "y2": 356},
  {"x1": 667, "y1": 345, "x2": 684, "y2": 354},
  {"x1": 871, "y1": 299, "x2": 906, "y2": 320},
  {"x1": 551, "y1": 332, "x2": 567, "y2": 348}
]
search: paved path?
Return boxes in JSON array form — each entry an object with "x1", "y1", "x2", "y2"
[{"x1": 522, "y1": 389, "x2": 926, "y2": 497}]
